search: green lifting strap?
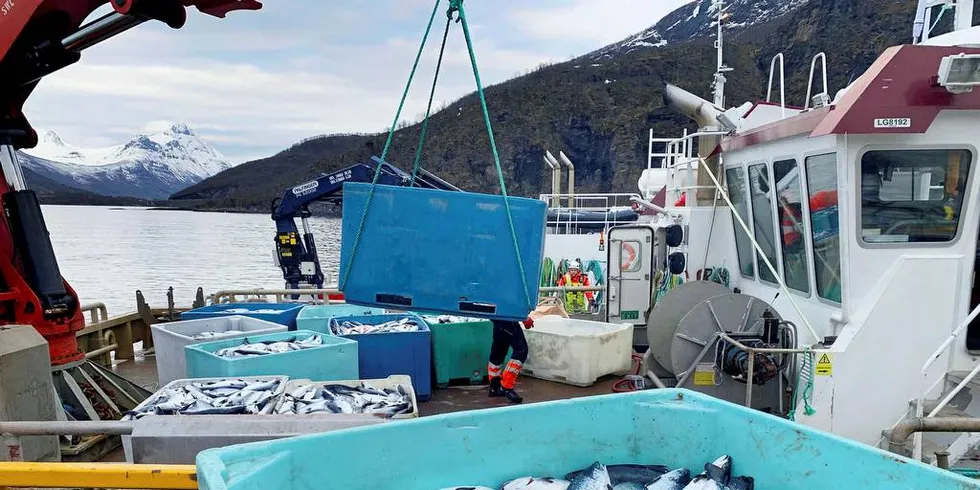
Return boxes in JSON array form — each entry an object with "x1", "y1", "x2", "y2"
[
  {"x1": 409, "y1": 10, "x2": 453, "y2": 186},
  {"x1": 451, "y1": 0, "x2": 533, "y2": 309},
  {"x1": 341, "y1": 0, "x2": 533, "y2": 312}
]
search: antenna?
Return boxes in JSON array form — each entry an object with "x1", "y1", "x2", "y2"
[{"x1": 712, "y1": 0, "x2": 734, "y2": 108}]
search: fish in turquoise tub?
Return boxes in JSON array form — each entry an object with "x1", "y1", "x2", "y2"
[
  {"x1": 567, "y1": 463, "x2": 613, "y2": 490},
  {"x1": 501, "y1": 477, "x2": 571, "y2": 490},
  {"x1": 567, "y1": 465, "x2": 670, "y2": 486},
  {"x1": 682, "y1": 455, "x2": 754, "y2": 490},
  {"x1": 645, "y1": 469, "x2": 691, "y2": 490}
]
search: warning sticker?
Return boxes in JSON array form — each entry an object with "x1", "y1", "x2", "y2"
[
  {"x1": 694, "y1": 363, "x2": 716, "y2": 386},
  {"x1": 815, "y1": 353, "x2": 833, "y2": 376}
]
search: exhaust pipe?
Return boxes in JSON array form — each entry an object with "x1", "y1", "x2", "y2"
[
  {"x1": 544, "y1": 151, "x2": 561, "y2": 206},
  {"x1": 663, "y1": 83, "x2": 725, "y2": 204},
  {"x1": 558, "y1": 151, "x2": 575, "y2": 202}
]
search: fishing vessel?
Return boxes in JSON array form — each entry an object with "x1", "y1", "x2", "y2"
[{"x1": 537, "y1": 0, "x2": 980, "y2": 467}]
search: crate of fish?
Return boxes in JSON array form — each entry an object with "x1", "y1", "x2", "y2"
[
  {"x1": 274, "y1": 375, "x2": 418, "y2": 419},
  {"x1": 328, "y1": 314, "x2": 432, "y2": 401},
  {"x1": 196, "y1": 389, "x2": 980, "y2": 490},
  {"x1": 124, "y1": 376, "x2": 288, "y2": 420},
  {"x1": 295, "y1": 304, "x2": 386, "y2": 334},
  {"x1": 151, "y1": 316, "x2": 289, "y2": 386},
  {"x1": 339, "y1": 182, "x2": 546, "y2": 321},
  {"x1": 181, "y1": 303, "x2": 306, "y2": 329},
  {"x1": 523, "y1": 316, "x2": 634, "y2": 387},
  {"x1": 419, "y1": 314, "x2": 493, "y2": 388},
  {"x1": 185, "y1": 330, "x2": 359, "y2": 382}
]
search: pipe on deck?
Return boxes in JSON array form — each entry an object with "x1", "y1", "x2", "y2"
[
  {"x1": 0, "y1": 421, "x2": 133, "y2": 436},
  {"x1": 558, "y1": 151, "x2": 575, "y2": 201},
  {"x1": 886, "y1": 417, "x2": 980, "y2": 453},
  {"x1": 663, "y1": 84, "x2": 725, "y2": 204}
]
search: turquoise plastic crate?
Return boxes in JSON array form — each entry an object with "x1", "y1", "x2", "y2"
[
  {"x1": 181, "y1": 303, "x2": 305, "y2": 330},
  {"x1": 340, "y1": 183, "x2": 546, "y2": 321},
  {"x1": 295, "y1": 304, "x2": 385, "y2": 334},
  {"x1": 195, "y1": 389, "x2": 979, "y2": 490},
  {"x1": 329, "y1": 314, "x2": 432, "y2": 401},
  {"x1": 184, "y1": 330, "x2": 358, "y2": 381}
]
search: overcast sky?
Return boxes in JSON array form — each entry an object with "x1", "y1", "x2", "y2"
[{"x1": 24, "y1": 0, "x2": 690, "y2": 164}]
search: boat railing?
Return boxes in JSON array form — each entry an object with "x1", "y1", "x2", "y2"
[
  {"x1": 648, "y1": 129, "x2": 729, "y2": 204},
  {"x1": 910, "y1": 301, "x2": 980, "y2": 459},
  {"x1": 805, "y1": 52, "x2": 829, "y2": 110},
  {"x1": 538, "y1": 193, "x2": 641, "y2": 234},
  {"x1": 213, "y1": 287, "x2": 594, "y2": 305},
  {"x1": 767, "y1": 53, "x2": 786, "y2": 117},
  {"x1": 81, "y1": 302, "x2": 109, "y2": 324}
]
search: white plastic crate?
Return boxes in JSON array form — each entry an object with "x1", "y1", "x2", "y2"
[
  {"x1": 523, "y1": 316, "x2": 634, "y2": 387},
  {"x1": 150, "y1": 316, "x2": 287, "y2": 385},
  {"x1": 275, "y1": 375, "x2": 418, "y2": 419}
]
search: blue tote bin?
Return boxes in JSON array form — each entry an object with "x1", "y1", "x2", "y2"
[{"x1": 339, "y1": 183, "x2": 546, "y2": 321}]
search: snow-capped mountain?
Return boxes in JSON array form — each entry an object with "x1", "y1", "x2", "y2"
[
  {"x1": 592, "y1": 0, "x2": 810, "y2": 59},
  {"x1": 18, "y1": 124, "x2": 232, "y2": 200}
]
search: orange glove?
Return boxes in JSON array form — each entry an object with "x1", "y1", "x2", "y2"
[{"x1": 522, "y1": 317, "x2": 534, "y2": 329}]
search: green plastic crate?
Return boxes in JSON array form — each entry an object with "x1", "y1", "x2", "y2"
[{"x1": 420, "y1": 315, "x2": 494, "y2": 387}]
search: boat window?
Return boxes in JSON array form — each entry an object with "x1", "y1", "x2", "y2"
[
  {"x1": 773, "y1": 159, "x2": 810, "y2": 294},
  {"x1": 806, "y1": 153, "x2": 841, "y2": 303},
  {"x1": 725, "y1": 167, "x2": 754, "y2": 278},
  {"x1": 749, "y1": 163, "x2": 779, "y2": 283},
  {"x1": 861, "y1": 149, "x2": 972, "y2": 244},
  {"x1": 621, "y1": 241, "x2": 641, "y2": 273}
]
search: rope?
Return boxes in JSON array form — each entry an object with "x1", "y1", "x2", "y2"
[
  {"x1": 409, "y1": 12, "x2": 454, "y2": 186},
  {"x1": 340, "y1": 0, "x2": 443, "y2": 291},
  {"x1": 452, "y1": 0, "x2": 532, "y2": 310},
  {"x1": 788, "y1": 349, "x2": 817, "y2": 421}
]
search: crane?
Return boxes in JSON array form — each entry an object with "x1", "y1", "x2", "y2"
[
  {"x1": 0, "y1": 0, "x2": 261, "y2": 365},
  {"x1": 271, "y1": 157, "x2": 460, "y2": 291}
]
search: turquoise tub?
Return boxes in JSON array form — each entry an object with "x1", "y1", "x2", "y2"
[
  {"x1": 184, "y1": 330, "x2": 358, "y2": 381},
  {"x1": 195, "y1": 389, "x2": 979, "y2": 490},
  {"x1": 294, "y1": 304, "x2": 385, "y2": 334}
]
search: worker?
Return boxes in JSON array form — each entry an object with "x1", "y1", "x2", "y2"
[
  {"x1": 558, "y1": 260, "x2": 594, "y2": 314},
  {"x1": 488, "y1": 316, "x2": 534, "y2": 404}
]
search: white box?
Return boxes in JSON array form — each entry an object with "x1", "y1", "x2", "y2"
[
  {"x1": 150, "y1": 316, "x2": 287, "y2": 385},
  {"x1": 523, "y1": 316, "x2": 634, "y2": 387}
]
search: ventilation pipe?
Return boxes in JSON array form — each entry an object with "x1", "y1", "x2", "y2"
[
  {"x1": 544, "y1": 150, "x2": 561, "y2": 206},
  {"x1": 663, "y1": 83, "x2": 726, "y2": 205},
  {"x1": 558, "y1": 151, "x2": 575, "y2": 202}
]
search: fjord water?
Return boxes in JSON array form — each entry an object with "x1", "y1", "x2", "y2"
[{"x1": 42, "y1": 205, "x2": 342, "y2": 315}]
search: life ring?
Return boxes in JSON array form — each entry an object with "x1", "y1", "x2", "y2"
[{"x1": 622, "y1": 242, "x2": 637, "y2": 270}]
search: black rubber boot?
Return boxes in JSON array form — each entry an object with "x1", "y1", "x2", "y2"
[
  {"x1": 500, "y1": 387, "x2": 523, "y2": 404},
  {"x1": 488, "y1": 377, "x2": 503, "y2": 397}
]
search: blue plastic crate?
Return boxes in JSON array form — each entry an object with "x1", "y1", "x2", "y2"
[
  {"x1": 184, "y1": 330, "x2": 358, "y2": 381},
  {"x1": 295, "y1": 304, "x2": 386, "y2": 334},
  {"x1": 181, "y1": 303, "x2": 305, "y2": 330},
  {"x1": 196, "y1": 389, "x2": 980, "y2": 490},
  {"x1": 329, "y1": 314, "x2": 432, "y2": 401},
  {"x1": 339, "y1": 183, "x2": 546, "y2": 321}
]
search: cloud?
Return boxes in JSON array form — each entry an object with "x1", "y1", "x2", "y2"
[
  {"x1": 509, "y1": 0, "x2": 692, "y2": 46},
  {"x1": 22, "y1": 1, "x2": 685, "y2": 165}
]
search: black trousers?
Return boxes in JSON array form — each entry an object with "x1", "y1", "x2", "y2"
[{"x1": 489, "y1": 319, "x2": 529, "y2": 365}]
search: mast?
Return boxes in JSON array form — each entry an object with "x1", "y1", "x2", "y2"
[{"x1": 712, "y1": 0, "x2": 733, "y2": 108}]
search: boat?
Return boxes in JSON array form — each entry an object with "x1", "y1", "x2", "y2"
[{"x1": 535, "y1": 0, "x2": 980, "y2": 470}]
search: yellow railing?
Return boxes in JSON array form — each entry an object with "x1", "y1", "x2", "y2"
[{"x1": 0, "y1": 462, "x2": 197, "y2": 489}]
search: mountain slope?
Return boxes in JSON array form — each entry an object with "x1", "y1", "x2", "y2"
[
  {"x1": 176, "y1": 0, "x2": 921, "y2": 211},
  {"x1": 19, "y1": 124, "x2": 232, "y2": 200}
]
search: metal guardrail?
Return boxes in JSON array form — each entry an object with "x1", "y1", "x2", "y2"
[
  {"x1": 213, "y1": 287, "x2": 607, "y2": 305},
  {"x1": 211, "y1": 288, "x2": 344, "y2": 304},
  {"x1": 80, "y1": 302, "x2": 108, "y2": 324}
]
